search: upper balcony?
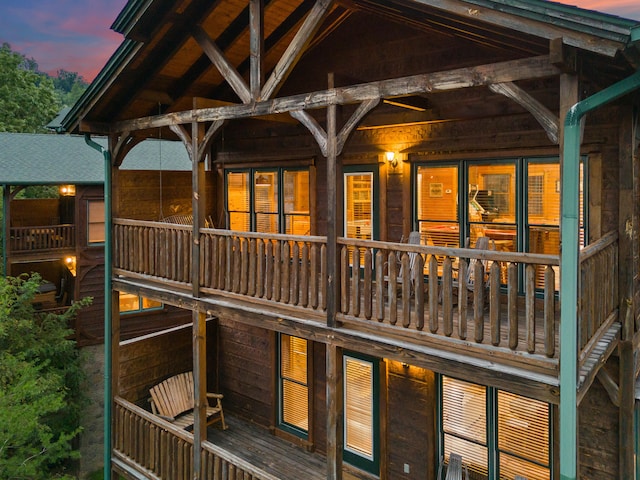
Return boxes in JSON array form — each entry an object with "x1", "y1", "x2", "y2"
[
  {"x1": 113, "y1": 219, "x2": 621, "y2": 399},
  {"x1": 9, "y1": 224, "x2": 76, "y2": 254}
]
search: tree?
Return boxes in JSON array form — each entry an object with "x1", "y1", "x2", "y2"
[
  {"x1": 53, "y1": 69, "x2": 88, "y2": 108},
  {"x1": 0, "y1": 274, "x2": 91, "y2": 479},
  {"x1": 0, "y1": 43, "x2": 59, "y2": 133}
]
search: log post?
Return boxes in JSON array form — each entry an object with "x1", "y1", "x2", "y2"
[{"x1": 326, "y1": 343, "x2": 343, "y2": 480}]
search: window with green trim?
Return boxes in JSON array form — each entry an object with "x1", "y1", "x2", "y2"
[
  {"x1": 119, "y1": 292, "x2": 163, "y2": 314},
  {"x1": 278, "y1": 334, "x2": 309, "y2": 438},
  {"x1": 440, "y1": 376, "x2": 552, "y2": 480},
  {"x1": 343, "y1": 352, "x2": 380, "y2": 475},
  {"x1": 226, "y1": 168, "x2": 310, "y2": 234}
]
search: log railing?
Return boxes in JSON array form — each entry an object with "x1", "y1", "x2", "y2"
[
  {"x1": 337, "y1": 238, "x2": 560, "y2": 358},
  {"x1": 9, "y1": 224, "x2": 75, "y2": 252},
  {"x1": 113, "y1": 396, "x2": 280, "y2": 480},
  {"x1": 113, "y1": 396, "x2": 194, "y2": 479},
  {"x1": 198, "y1": 228, "x2": 327, "y2": 312},
  {"x1": 578, "y1": 232, "x2": 619, "y2": 364},
  {"x1": 113, "y1": 219, "x2": 624, "y2": 366},
  {"x1": 113, "y1": 219, "x2": 193, "y2": 284}
]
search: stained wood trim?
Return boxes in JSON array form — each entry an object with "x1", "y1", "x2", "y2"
[
  {"x1": 192, "y1": 25, "x2": 251, "y2": 104},
  {"x1": 261, "y1": 0, "x2": 334, "y2": 101},
  {"x1": 290, "y1": 110, "x2": 328, "y2": 156},
  {"x1": 595, "y1": 368, "x2": 620, "y2": 406},
  {"x1": 249, "y1": 0, "x2": 264, "y2": 100},
  {"x1": 103, "y1": 56, "x2": 560, "y2": 133},
  {"x1": 489, "y1": 81, "x2": 559, "y2": 143}
]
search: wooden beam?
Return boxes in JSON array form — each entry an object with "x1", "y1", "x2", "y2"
[
  {"x1": 250, "y1": 0, "x2": 264, "y2": 100},
  {"x1": 489, "y1": 81, "x2": 559, "y2": 143},
  {"x1": 335, "y1": 98, "x2": 380, "y2": 153},
  {"x1": 101, "y1": 55, "x2": 560, "y2": 134},
  {"x1": 290, "y1": 110, "x2": 328, "y2": 156},
  {"x1": 261, "y1": 0, "x2": 333, "y2": 100},
  {"x1": 326, "y1": 73, "x2": 339, "y2": 328},
  {"x1": 192, "y1": 25, "x2": 251, "y2": 104},
  {"x1": 549, "y1": 38, "x2": 577, "y2": 74},
  {"x1": 595, "y1": 368, "x2": 620, "y2": 406},
  {"x1": 326, "y1": 343, "x2": 343, "y2": 480},
  {"x1": 192, "y1": 310, "x2": 207, "y2": 480}
]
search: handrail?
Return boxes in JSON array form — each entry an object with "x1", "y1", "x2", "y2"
[{"x1": 579, "y1": 231, "x2": 618, "y2": 262}]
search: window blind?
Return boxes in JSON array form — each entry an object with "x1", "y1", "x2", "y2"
[{"x1": 344, "y1": 356, "x2": 374, "y2": 459}]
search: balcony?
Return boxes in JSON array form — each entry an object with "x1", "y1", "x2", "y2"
[
  {"x1": 113, "y1": 219, "x2": 620, "y2": 390},
  {"x1": 9, "y1": 224, "x2": 75, "y2": 253}
]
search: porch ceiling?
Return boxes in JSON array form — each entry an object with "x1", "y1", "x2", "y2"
[{"x1": 65, "y1": 0, "x2": 637, "y2": 137}]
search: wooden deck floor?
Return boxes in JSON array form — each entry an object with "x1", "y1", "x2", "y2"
[{"x1": 206, "y1": 416, "x2": 326, "y2": 480}]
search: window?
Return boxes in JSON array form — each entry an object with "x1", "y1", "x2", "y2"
[
  {"x1": 226, "y1": 168, "x2": 310, "y2": 234},
  {"x1": 343, "y1": 353, "x2": 379, "y2": 474},
  {"x1": 119, "y1": 292, "x2": 162, "y2": 314},
  {"x1": 87, "y1": 200, "x2": 105, "y2": 244},
  {"x1": 414, "y1": 157, "x2": 585, "y2": 290},
  {"x1": 440, "y1": 376, "x2": 552, "y2": 480},
  {"x1": 278, "y1": 334, "x2": 309, "y2": 438}
]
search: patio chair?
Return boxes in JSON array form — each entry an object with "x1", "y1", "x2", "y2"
[
  {"x1": 437, "y1": 453, "x2": 469, "y2": 479},
  {"x1": 453, "y1": 236, "x2": 495, "y2": 301},
  {"x1": 387, "y1": 231, "x2": 422, "y2": 295}
]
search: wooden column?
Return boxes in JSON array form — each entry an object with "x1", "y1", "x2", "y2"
[
  {"x1": 192, "y1": 310, "x2": 207, "y2": 480},
  {"x1": 617, "y1": 106, "x2": 637, "y2": 479},
  {"x1": 192, "y1": 119, "x2": 203, "y2": 298},
  {"x1": 249, "y1": 0, "x2": 263, "y2": 100},
  {"x1": 326, "y1": 343, "x2": 343, "y2": 480},
  {"x1": 326, "y1": 73, "x2": 340, "y2": 327}
]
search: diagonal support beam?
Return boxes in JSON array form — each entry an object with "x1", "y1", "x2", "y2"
[
  {"x1": 291, "y1": 97, "x2": 380, "y2": 156},
  {"x1": 170, "y1": 120, "x2": 225, "y2": 163},
  {"x1": 596, "y1": 368, "x2": 620, "y2": 407},
  {"x1": 290, "y1": 110, "x2": 328, "y2": 156},
  {"x1": 170, "y1": 124, "x2": 194, "y2": 159},
  {"x1": 489, "y1": 81, "x2": 559, "y2": 143},
  {"x1": 336, "y1": 98, "x2": 379, "y2": 153},
  {"x1": 261, "y1": 0, "x2": 333, "y2": 101},
  {"x1": 192, "y1": 26, "x2": 251, "y2": 104}
]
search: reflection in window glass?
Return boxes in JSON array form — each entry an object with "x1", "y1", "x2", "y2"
[
  {"x1": 254, "y1": 171, "x2": 278, "y2": 233},
  {"x1": 284, "y1": 170, "x2": 310, "y2": 235}
]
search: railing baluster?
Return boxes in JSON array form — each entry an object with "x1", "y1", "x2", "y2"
[
  {"x1": 525, "y1": 263, "x2": 536, "y2": 353},
  {"x1": 375, "y1": 251, "x2": 385, "y2": 322},
  {"x1": 508, "y1": 262, "x2": 518, "y2": 350},
  {"x1": 429, "y1": 255, "x2": 439, "y2": 333},
  {"x1": 352, "y1": 246, "x2": 361, "y2": 317},
  {"x1": 442, "y1": 256, "x2": 452, "y2": 335},
  {"x1": 490, "y1": 262, "x2": 501, "y2": 346},
  {"x1": 364, "y1": 248, "x2": 372, "y2": 320},
  {"x1": 414, "y1": 255, "x2": 425, "y2": 330}
]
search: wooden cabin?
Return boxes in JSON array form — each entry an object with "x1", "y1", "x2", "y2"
[
  {"x1": 58, "y1": 1, "x2": 640, "y2": 479},
  {"x1": 1, "y1": 133, "x2": 195, "y2": 345}
]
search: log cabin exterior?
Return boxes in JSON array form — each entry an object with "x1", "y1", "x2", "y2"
[
  {"x1": 1, "y1": 133, "x2": 195, "y2": 346},
  {"x1": 57, "y1": 0, "x2": 640, "y2": 479}
]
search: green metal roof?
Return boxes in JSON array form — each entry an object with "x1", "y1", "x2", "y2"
[{"x1": 0, "y1": 133, "x2": 191, "y2": 185}]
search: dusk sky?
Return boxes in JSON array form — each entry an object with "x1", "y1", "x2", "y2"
[{"x1": 1, "y1": 0, "x2": 639, "y2": 83}]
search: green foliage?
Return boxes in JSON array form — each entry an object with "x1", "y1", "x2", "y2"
[
  {"x1": 15, "y1": 185, "x2": 60, "y2": 199},
  {"x1": 0, "y1": 44, "x2": 59, "y2": 133},
  {"x1": 0, "y1": 274, "x2": 91, "y2": 479},
  {"x1": 53, "y1": 70, "x2": 88, "y2": 108}
]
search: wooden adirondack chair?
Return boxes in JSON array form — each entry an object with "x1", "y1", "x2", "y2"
[
  {"x1": 437, "y1": 453, "x2": 469, "y2": 479},
  {"x1": 149, "y1": 371, "x2": 227, "y2": 430}
]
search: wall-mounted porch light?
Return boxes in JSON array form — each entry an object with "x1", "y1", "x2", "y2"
[
  {"x1": 64, "y1": 256, "x2": 77, "y2": 277},
  {"x1": 60, "y1": 185, "x2": 76, "y2": 196},
  {"x1": 385, "y1": 151, "x2": 398, "y2": 168}
]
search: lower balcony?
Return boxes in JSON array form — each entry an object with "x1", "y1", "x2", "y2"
[
  {"x1": 113, "y1": 397, "x2": 327, "y2": 480},
  {"x1": 113, "y1": 219, "x2": 620, "y2": 394}
]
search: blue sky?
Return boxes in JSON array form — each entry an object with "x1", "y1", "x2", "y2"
[{"x1": 0, "y1": 0, "x2": 639, "y2": 82}]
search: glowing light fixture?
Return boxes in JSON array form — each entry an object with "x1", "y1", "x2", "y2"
[
  {"x1": 60, "y1": 185, "x2": 76, "y2": 196},
  {"x1": 385, "y1": 151, "x2": 398, "y2": 168},
  {"x1": 64, "y1": 256, "x2": 77, "y2": 277}
]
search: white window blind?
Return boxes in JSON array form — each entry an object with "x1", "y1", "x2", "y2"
[
  {"x1": 497, "y1": 391, "x2": 550, "y2": 480},
  {"x1": 280, "y1": 335, "x2": 308, "y2": 432},
  {"x1": 344, "y1": 356, "x2": 374, "y2": 459}
]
